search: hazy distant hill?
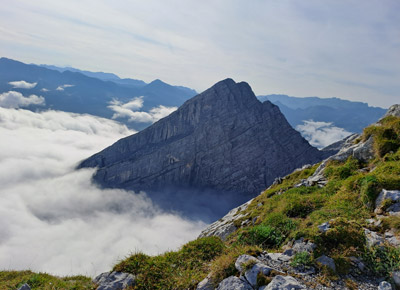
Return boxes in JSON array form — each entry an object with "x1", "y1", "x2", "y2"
[
  {"x1": 0, "y1": 58, "x2": 197, "y2": 129},
  {"x1": 259, "y1": 94, "x2": 386, "y2": 133},
  {"x1": 40, "y1": 64, "x2": 148, "y2": 88}
]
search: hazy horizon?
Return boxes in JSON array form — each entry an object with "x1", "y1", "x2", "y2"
[{"x1": 1, "y1": 1, "x2": 399, "y2": 107}]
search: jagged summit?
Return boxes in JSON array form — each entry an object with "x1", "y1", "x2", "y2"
[{"x1": 79, "y1": 79, "x2": 326, "y2": 199}]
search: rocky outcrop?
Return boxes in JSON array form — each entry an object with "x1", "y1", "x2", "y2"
[
  {"x1": 375, "y1": 189, "x2": 400, "y2": 213},
  {"x1": 378, "y1": 281, "x2": 393, "y2": 290},
  {"x1": 315, "y1": 255, "x2": 336, "y2": 272},
  {"x1": 295, "y1": 133, "x2": 375, "y2": 189},
  {"x1": 93, "y1": 272, "x2": 135, "y2": 290},
  {"x1": 17, "y1": 284, "x2": 31, "y2": 290},
  {"x1": 260, "y1": 275, "x2": 304, "y2": 290},
  {"x1": 381, "y1": 104, "x2": 400, "y2": 119},
  {"x1": 199, "y1": 199, "x2": 252, "y2": 240},
  {"x1": 216, "y1": 276, "x2": 252, "y2": 290},
  {"x1": 79, "y1": 79, "x2": 326, "y2": 197}
]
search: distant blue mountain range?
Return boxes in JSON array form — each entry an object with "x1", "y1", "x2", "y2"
[
  {"x1": 258, "y1": 94, "x2": 386, "y2": 133},
  {"x1": 0, "y1": 57, "x2": 386, "y2": 136},
  {"x1": 0, "y1": 57, "x2": 197, "y2": 129},
  {"x1": 40, "y1": 64, "x2": 148, "y2": 88}
]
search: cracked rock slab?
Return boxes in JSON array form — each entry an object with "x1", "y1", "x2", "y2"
[
  {"x1": 216, "y1": 276, "x2": 252, "y2": 290},
  {"x1": 93, "y1": 272, "x2": 135, "y2": 290},
  {"x1": 259, "y1": 275, "x2": 305, "y2": 290}
]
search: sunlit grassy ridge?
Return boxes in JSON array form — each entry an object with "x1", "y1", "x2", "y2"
[
  {"x1": 2, "y1": 116, "x2": 400, "y2": 289},
  {"x1": 110, "y1": 116, "x2": 400, "y2": 289}
]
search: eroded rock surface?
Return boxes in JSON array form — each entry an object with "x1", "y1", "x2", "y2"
[
  {"x1": 93, "y1": 272, "x2": 135, "y2": 290},
  {"x1": 79, "y1": 79, "x2": 326, "y2": 197}
]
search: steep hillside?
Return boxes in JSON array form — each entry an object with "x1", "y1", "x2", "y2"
[
  {"x1": 103, "y1": 105, "x2": 400, "y2": 289},
  {"x1": 79, "y1": 79, "x2": 327, "y2": 219}
]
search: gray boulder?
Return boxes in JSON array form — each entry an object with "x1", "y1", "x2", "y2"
[
  {"x1": 292, "y1": 238, "x2": 316, "y2": 253},
  {"x1": 364, "y1": 229, "x2": 385, "y2": 248},
  {"x1": 243, "y1": 262, "x2": 277, "y2": 287},
  {"x1": 385, "y1": 231, "x2": 400, "y2": 247},
  {"x1": 379, "y1": 281, "x2": 393, "y2": 290},
  {"x1": 387, "y1": 203, "x2": 400, "y2": 215},
  {"x1": 375, "y1": 189, "x2": 400, "y2": 211},
  {"x1": 93, "y1": 271, "x2": 135, "y2": 290},
  {"x1": 235, "y1": 254, "x2": 259, "y2": 272},
  {"x1": 392, "y1": 271, "x2": 400, "y2": 290},
  {"x1": 216, "y1": 276, "x2": 252, "y2": 290},
  {"x1": 265, "y1": 252, "x2": 291, "y2": 262},
  {"x1": 259, "y1": 275, "x2": 304, "y2": 290},
  {"x1": 318, "y1": 222, "x2": 330, "y2": 233},
  {"x1": 381, "y1": 104, "x2": 400, "y2": 119},
  {"x1": 352, "y1": 136, "x2": 375, "y2": 162},
  {"x1": 17, "y1": 284, "x2": 31, "y2": 290},
  {"x1": 197, "y1": 275, "x2": 214, "y2": 290},
  {"x1": 315, "y1": 255, "x2": 336, "y2": 272}
]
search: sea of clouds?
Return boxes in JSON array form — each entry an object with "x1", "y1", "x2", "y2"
[
  {"x1": 0, "y1": 106, "x2": 205, "y2": 277},
  {"x1": 108, "y1": 96, "x2": 178, "y2": 123},
  {"x1": 296, "y1": 120, "x2": 352, "y2": 149}
]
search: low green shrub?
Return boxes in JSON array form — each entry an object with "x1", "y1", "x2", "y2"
[
  {"x1": 325, "y1": 158, "x2": 361, "y2": 180},
  {"x1": 263, "y1": 213, "x2": 297, "y2": 237},
  {"x1": 284, "y1": 196, "x2": 318, "y2": 218},
  {"x1": 363, "y1": 245, "x2": 400, "y2": 277},
  {"x1": 237, "y1": 224, "x2": 283, "y2": 248},
  {"x1": 359, "y1": 175, "x2": 380, "y2": 206},
  {"x1": 315, "y1": 219, "x2": 365, "y2": 254},
  {"x1": 290, "y1": 251, "x2": 313, "y2": 268}
]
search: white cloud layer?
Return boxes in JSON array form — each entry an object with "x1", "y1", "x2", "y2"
[
  {"x1": 0, "y1": 91, "x2": 45, "y2": 108},
  {"x1": 9, "y1": 80, "x2": 37, "y2": 89},
  {"x1": 0, "y1": 108, "x2": 205, "y2": 277},
  {"x1": 56, "y1": 84, "x2": 75, "y2": 91},
  {"x1": 296, "y1": 120, "x2": 352, "y2": 149},
  {"x1": 108, "y1": 97, "x2": 177, "y2": 123}
]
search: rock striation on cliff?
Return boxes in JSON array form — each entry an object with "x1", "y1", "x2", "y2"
[{"x1": 79, "y1": 78, "x2": 326, "y2": 197}]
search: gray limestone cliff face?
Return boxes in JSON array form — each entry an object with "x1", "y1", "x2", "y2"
[{"x1": 79, "y1": 78, "x2": 326, "y2": 196}]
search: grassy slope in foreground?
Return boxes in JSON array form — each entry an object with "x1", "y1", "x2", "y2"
[{"x1": 113, "y1": 115, "x2": 400, "y2": 289}]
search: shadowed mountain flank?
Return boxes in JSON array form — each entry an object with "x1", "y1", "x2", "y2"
[{"x1": 79, "y1": 79, "x2": 327, "y2": 202}]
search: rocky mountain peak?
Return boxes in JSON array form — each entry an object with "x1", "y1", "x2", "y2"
[
  {"x1": 79, "y1": 79, "x2": 327, "y2": 218},
  {"x1": 187, "y1": 78, "x2": 259, "y2": 109},
  {"x1": 382, "y1": 104, "x2": 400, "y2": 119}
]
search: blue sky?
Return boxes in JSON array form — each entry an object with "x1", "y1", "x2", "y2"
[{"x1": 0, "y1": 0, "x2": 399, "y2": 107}]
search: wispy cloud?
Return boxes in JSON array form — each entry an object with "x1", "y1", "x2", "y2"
[
  {"x1": 56, "y1": 84, "x2": 74, "y2": 91},
  {"x1": 296, "y1": 120, "x2": 352, "y2": 148},
  {"x1": 108, "y1": 97, "x2": 177, "y2": 123},
  {"x1": 0, "y1": 107, "x2": 205, "y2": 276},
  {"x1": 1, "y1": 1, "x2": 398, "y2": 107},
  {"x1": 9, "y1": 80, "x2": 37, "y2": 89},
  {"x1": 0, "y1": 91, "x2": 45, "y2": 108}
]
